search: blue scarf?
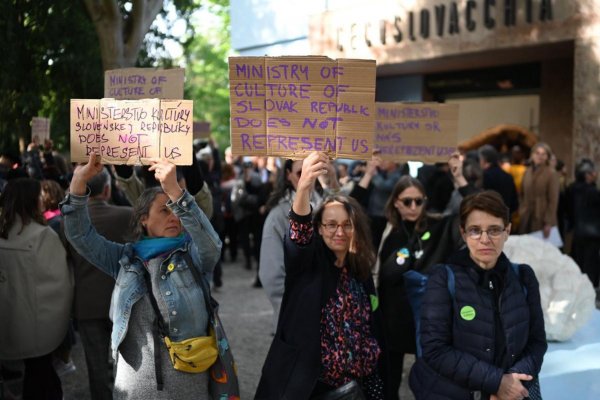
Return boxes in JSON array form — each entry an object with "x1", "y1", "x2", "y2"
[{"x1": 133, "y1": 233, "x2": 190, "y2": 261}]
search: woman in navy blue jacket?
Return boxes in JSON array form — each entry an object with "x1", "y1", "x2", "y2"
[{"x1": 410, "y1": 191, "x2": 547, "y2": 400}]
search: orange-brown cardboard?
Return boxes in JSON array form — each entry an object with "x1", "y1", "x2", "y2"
[
  {"x1": 104, "y1": 68, "x2": 185, "y2": 99},
  {"x1": 99, "y1": 98, "x2": 160, "y2": 164},
  {"x1": 70, "y1": 98, "x2": 193, "y2": 165},
  {"x1": 70, "y1": 99, "x2": 101, "y2": 163},
  {"x1": 159, "y1": 100, "x2": 193, "y2": 165},
  {"x1": 229, "y1": 56, "x2": 376, "y2": 160},
  {"x1": 374, "y1": 102, "x2": 459, "y2": 163}
]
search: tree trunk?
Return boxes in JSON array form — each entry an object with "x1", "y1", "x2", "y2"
[{"x1": 83, "y1": 0, "x2": 163, "y2": 71}]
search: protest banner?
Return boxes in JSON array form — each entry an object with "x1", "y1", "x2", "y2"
[
  {"x1": 70, "y1": 98, "x2": 193, "y2": 165},
  {"x1": 193, "y1": 121, "x2": 211, "y2": 140},
  {"x1": 104, "y1": 68, "x2": 185, "y2": 99},
  {"x1": 229, "y1": 56, "x2": 376, "y2": 160},
  {"x1": 374, "y1": 102, "x2": 459, "y2": 163},
  {"x1": 31, "y1": 117, "x2": 51, "y2": 143}
]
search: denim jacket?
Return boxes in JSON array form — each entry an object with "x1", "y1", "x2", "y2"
[{"x1": 61, "y1": 189, "x2": 222, "y2": 360}]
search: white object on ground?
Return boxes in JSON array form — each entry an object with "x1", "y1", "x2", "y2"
[{"x1": 504, "y1": 235, "x2": 596, "y2": 341}]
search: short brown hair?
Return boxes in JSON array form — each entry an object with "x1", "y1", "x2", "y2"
[{"x1": 459, "y1": 190, "x2": 509, "y2": 228}]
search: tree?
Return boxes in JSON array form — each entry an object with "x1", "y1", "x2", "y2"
[
  {"x1": 84, "y1": 0, "x2": 197, "y2": 70},
  {"x1": 0, "y1": 1, "x2": 104, "y2": 155},
  {"x1": 183, "y1": 0, "x2": 232, "y2": 150},
  {"x1": 0, "y1": 0, "x2": 197, "y2": 156}
]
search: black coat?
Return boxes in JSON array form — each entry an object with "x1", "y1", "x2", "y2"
[
  {"x1": 255, "y1": 211, "x2": 387, "y2": 400},
  {"x1": 409, "y1": 250, "x2": 547, "y2": 399},
  {"x1": 378, "y1": 215, "x2": 462, "y2": 354},
  {"x1": 483, "y1": 165, "x2": 519, "y2": 215}
]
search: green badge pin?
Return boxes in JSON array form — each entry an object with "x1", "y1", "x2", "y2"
[
  {"x1": 370, "y1": 295, "x2": 379, "y2": 311},
  {"x1": 460, "y1": 305, "x2": 476, "y2": 321},
  {"x1": 421, "y1": 231, "x2": 431, "y2": 241}
]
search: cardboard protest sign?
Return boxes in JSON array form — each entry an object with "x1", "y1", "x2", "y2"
[
  {"x1": 31, "y1": 117, "x2": 51, "y2": 143},
  {"x1": 104, "y1": 68, "x2": 185, "y2": 99},
  {"x1": 229, "y1": 56, "x2": 376, "y2": 160},
  {"x1": 70, "y1": 99, "x2": 193, "y2": 165},
  {"x1": 193, "y1": 121, "x2": 211, "y2": 140},
  {"x1": 374, "y1": 102, "x2": 459, "y2": 163}
]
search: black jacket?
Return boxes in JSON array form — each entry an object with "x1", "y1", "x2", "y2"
[
  {"x1": 482, "y1": 165, "x2": 519, "y2": 215},
  {"x1": 378, "y1": 215, "x2": 462, "y2": 354},
  {"x1": 255, "y1": 210, "x2": 387, "y2": 400},
  {"x1": 409, "y1": 249, "x2": 547, "y2": 399}
]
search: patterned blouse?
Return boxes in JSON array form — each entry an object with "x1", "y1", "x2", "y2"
[{"x1": 289, "y1": 214, "x2": 383, "y2": 398}]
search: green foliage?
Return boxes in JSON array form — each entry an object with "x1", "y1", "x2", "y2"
[
  {"x1": 0, "y1": 1, "x2": 103, "y2": 156},
  {"x1": 0, "y1": 0, "x2": 230, "y2": 160},
  {"x1": 183, "y1": 0, "x2": 233, "y2": 151}
]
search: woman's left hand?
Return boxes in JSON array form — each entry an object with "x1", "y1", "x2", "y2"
[{"x1": 148, "y1": 158, "x2": 183, "y2": 202}]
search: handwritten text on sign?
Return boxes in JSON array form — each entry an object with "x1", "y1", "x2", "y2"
[
  {"x1": 70, "y1": 99, "x2": 193, "y2": 165},
  {"x1": 229, "y1": 56, "x2": 376, "y2": 160},
  {"x1": 104, "y1": 68, "x2": 185, "y2": 100},
  {"x1": 374, "y1": 102, "x2": 459, "y2": 163}
]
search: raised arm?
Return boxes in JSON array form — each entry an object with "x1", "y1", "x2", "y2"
[
  {"x1": 292, "y1": 151, "x2": 330, "y2": 216},
  {"x1": 63, "y1": 154, "x2": 126, "y2": 278}
]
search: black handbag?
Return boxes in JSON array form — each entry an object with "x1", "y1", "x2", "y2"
[{"x1": 312, "y1": 380, "x2": 366, "y2": 400}]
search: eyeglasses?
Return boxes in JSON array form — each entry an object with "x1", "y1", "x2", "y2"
[
  {"x1": 321, "y1": 222, "x2": 354, "y2": 234},
  {"x1": 398, "y1": 197, "x2": 425, "y2": 207},
  {"x1": 465, "y1": 226, "x2": 506, "y2": 240}
]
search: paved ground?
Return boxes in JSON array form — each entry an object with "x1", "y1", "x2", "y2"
[{"x1": 60, "y1": 258, "x2": 415, "y2": 399}]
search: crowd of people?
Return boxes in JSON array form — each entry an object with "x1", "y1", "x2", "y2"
[{"x1": 0, "y1": 137, "x2": 598, "y2": 399}]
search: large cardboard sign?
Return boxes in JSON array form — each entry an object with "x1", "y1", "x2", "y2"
[
  {"x1": 374, "y1": 102, "x2": 459, "y2": 163},
  {"x1": 104, "y1": 68, "x2": 185, "y2": 99},
  {"x1": 70, "y1": 99, "x2": 193, "y2": 165},
  {"x1": 229, "y1": 56, "x2": 376, "y2": 160},
  {"x1": 31, "y1": 117, "x2": 51, "y2": 143}
]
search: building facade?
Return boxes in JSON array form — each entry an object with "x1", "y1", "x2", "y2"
[{"x1": 231, "y1": 0, "x2": 600, "y2": 171}]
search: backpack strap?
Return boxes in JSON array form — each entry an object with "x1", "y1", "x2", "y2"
[
  {"x1": 444, "y1": 265, "x2": 456, "y2": 299},
  {"x1": 510, "y1": 262, "x2": 528, "y2": 297}
]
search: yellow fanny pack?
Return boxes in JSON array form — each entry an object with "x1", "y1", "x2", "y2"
[{"x1": 164, "y1": 329, "x2": 218, "y2": 373}]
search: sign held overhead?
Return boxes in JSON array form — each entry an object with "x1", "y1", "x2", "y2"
[
  {"x1": 229, "y1": 56, "x2": 376, "y2": 160},
  {"x1": 70, "y1": 98, "x2": 193, "y2": 165},
  {"x1": 374, "y1": 102, "x2": 459, "y2": 163},
  {"x1": 104, "y1": 68, "x2": 185, "y2": 100}
]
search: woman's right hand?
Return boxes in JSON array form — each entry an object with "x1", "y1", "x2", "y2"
[
  {"x1": 495, "y1": 372, "x2": 532, "y2": 400},
  {"x1": 297, "y1": 151, "x2": 330, "y2": 192},
  {"x1": 292, "y1": 151, "x2": 330, "y2": 215},
  {"x1": 70, "y1": 153, "x2": 104, "y2": 195}
]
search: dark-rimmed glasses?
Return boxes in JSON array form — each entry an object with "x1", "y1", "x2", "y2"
[
  {"x1": 321, "y1": 222, "x2": 353, "y2": 234},
  {"x1": 465, "y1": 226, "x2": 506, "y2": 240}
]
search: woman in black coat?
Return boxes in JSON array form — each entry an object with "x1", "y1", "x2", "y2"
[
  {"x1": 255, "y1": 151, "x2": 387, "y2": 400},
  {"x1": 410, "y1": 191, "x2": 547, "y2": 399},
  {"x1": 375, "y1": 154, "x2": 474, "y2": 398}
]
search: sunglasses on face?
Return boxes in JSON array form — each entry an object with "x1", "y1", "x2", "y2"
[{"x1": 398, "y1": 197, "x2": 425, "y2": 207}]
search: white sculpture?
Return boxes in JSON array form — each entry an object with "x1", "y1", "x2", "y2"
[{"x1": 503, "y1": 235, "x2": 596, "y2": 341}]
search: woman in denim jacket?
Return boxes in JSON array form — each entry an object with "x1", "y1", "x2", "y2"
[{"x1": 61, "y1": 154, "x2": 222, "y2": 399}]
